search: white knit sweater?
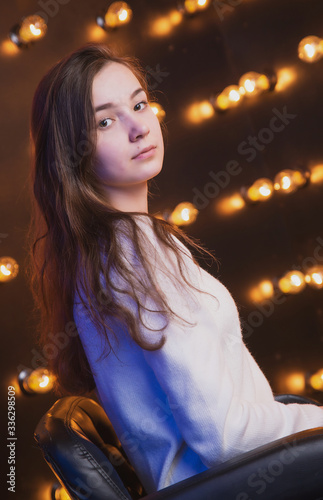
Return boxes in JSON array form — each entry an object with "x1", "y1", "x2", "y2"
[{"x1": 73, "y1": 215, "x2": 323, "y2": 494}]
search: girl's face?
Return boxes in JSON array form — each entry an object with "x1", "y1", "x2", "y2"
[{"x1": 92, "y1": 62, "x2": 164, "y2": 198}]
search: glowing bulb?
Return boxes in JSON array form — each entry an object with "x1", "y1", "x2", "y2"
[
  {"x1": 278, "y1": 271, "x2": 306, "y2": 294},
  {"x1": 309, "y1": 369, "x2": 323, "y2": 391},
  {"x1": 284, "y1": 372, "x2": 306, "y2": 394},
  {"x1": 0, "y1": 257, "x2": 19, "y2": 282},
  {"x1": 305, "y1": 266, "x2": 323, "y2": 289},
  {"x1": 298, "y1": 36, "x2": 323, "y2": 63},
  {"x1": 274, "y1": 169, "x2": 308, "y2": 193},
  {"x1": 103, "y1": 2, "x2": 133, "y2": 28},
  {"x1": 150, "y1": 102, "x2": 166, "y2": 121},
  {"x1": 18, "y1": 368, "x2": 55, "y2": 395},
  {"x1": 169, "y1": 202, "x2": 199, "y2": 226},
  {"x1": 309, "y1": 164, "x2": 323, "y2": 184},
  {"x1": 183, "y1": 0, "x2": 211, "y2": 14},
  {"x1": 215, "y1": 194, "x2": 246, "y2": 215},
  {"x1": 186, "y1": 100, "x2": 214, "y2": 123},
  {"x1": 214, "y1": 85, "x2": 242, "y2": 111},
  {"x1": 250, "y1": 280, "x2": 274, "y2": 303},
  {"x1": 239, "y1": 72, "x2": 271, "y2": 97},
  {"x1": 18, "y1": 15, "x2": 47, "y2": 43},
  {"x1": 245, "y1": 178, "x2": 274, "y2": 202}
]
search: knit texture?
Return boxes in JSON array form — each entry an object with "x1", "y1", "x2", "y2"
[{"x1": 73, "y1": 215, "x2": 323, "y2": 493}]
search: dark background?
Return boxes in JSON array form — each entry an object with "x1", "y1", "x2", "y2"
[{"x1": 1, "y1": 0, "x2": 323, "y2": 498}]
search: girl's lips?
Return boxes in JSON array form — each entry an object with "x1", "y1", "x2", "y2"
[{"x1": 133, "y1": 146, "x2": 156, "y2": 160}]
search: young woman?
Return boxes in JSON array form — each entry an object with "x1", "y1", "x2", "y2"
[{"x1": 27, "y1": 42, "x2": 323, "y2": 494}]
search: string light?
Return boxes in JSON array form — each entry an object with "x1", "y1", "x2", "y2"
[
  {"x1": 278, "y1": 271, "x2": 306, "y2": 294},
  {"x1": 169, "y1": 202, "x2": 199, "y2": 226},
  {"x1": 309, "y1": 164, "x2": 323, "y2": 184},
  {"x1": 238, "y1": 72, "x2": 271, "y2": 97},
  {"x1": 309, "y1": 369, "x2": 323, "y2": 391},
  {"x1": 305, "y1": 266, "x2": 323, "y2": 289},
  {"x1": 150, "y1": 102, "x2": 166, "y2": 121},
  {"x1": 9, "y1": 15, "x2": 47, "y2": 47},
  {"x1": 249, "y1": 280, "x2": 274, "y2": 303},
  {"x1": 186, "y1": 100, "x2": 215, "y2": 123},
  {"x1": 274, "y1": 169, "x2": 309, "y2": 194},
  {"x1": 213, "y1": 85, "x2": 242, "y2": 111},
  {"x1": 242, "y1": 178, "x2": 274, "y2": 203},
  {"x1": 298, "y1": 36, "x2": 323, "y2": 63},
  {"x1": 0, "y1": 257, "x2": 19, "y2": 283},
  {"x1": 97, "y1": 2, "x2": 132, "y2": 30},
  {"x1": 180, "y1": 0, "x2": 211, "y2": 15},
  {"x1": 18, "y1": 368, "x2": 55, "y2": 395}
]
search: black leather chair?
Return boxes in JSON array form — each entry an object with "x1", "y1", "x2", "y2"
[{"x1": 34, "y1": 394, "x2": 323, "y2": 500}]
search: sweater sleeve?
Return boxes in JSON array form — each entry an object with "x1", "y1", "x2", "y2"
[{"x1": 131, "y1": 224, "x2": 323, "y2": 467}]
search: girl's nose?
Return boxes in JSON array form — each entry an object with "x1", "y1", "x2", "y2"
[{"x1": 129, "y1": 117, "x2": 150, "y2": 142}]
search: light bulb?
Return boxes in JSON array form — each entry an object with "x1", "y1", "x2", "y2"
[
  {"x1": 305, "y1": 266, "x2": 323, "y2": 289},
  {"x1": 18, "y1": 15, "x2": 47, "y2": 43},
  {"x1": 250, "y1": 280, "x2": 274, "y2": 302},
  {"x1": 169, "y1": 202, "x2": 198, "y2": 226},
  {"x1": 103, "y1": 2, "x2": 132, "y2": 28},
  {"x1": 278, "y1": 271, "x2": 306, "y2": 294},
  {"x1": 183, "y1": 0, "x2": 211, "y2": 14},
  {"x1": 309, "y1": 369, "x2": 323, "y2": 391},
  {"x1": 18, "y1": 368, "x2": 55, "y2": 395},
  {"x1": 274, "y1": 169, "x2": 308, "y2": 193},
  {"x1": 309, "y1": 164, "x2": 323, "y2": 184},
  {"x1": 0, "y1": 257, "x2": 19, "y2": 282},
  {"x1": 298, "y1": 36, "x2": 323, "y2": 63},
  {"x1": 239, "y1": 72, "x2": 271, "y2": 97},
  {"x1": 245, "y1": 178, "x2": 274, "y2": 202},
  {"x1": 149, "y1": 102, "x2": 166, "y2": 121},
  {"x1": 214, "y1": 85, "x2": 242, "y2": 111},
  {"x1": 186, "y1": 100, "x2": 214, "y2": 123}
]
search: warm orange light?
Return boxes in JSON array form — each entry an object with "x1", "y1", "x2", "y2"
[
  {"x1": 284, "y1": 372, "x2": 306, "y2": 394},
  {"x1": 246, "y1": 178, "x2": 274, "y2": 202},
  {"x1": 52, "y1": 484, "x2": 72, "y2": 500},
  {"x1": 87, "y1": 23, "x2": 107, "y2": 41},
  {"x1": 1, "y1": 39, "x2": 20, "y2": 55},
  {"x1": 309, "y1": 164, "x2": 323, "y2": 184},
  {"x1": 0, "y1": 257, "x2": 19, "y2": 282},
  {"x1": 305, "y1": 266, "x2": 323, "y2": 289},
  {"x1": 104, "y1": 2, "x2": 132, "y2": 28},
  {"x1": 274, "y1": 67, "x2": 297, "y2": 92},
  {"x1": 18, "y1": 15, "x2": 47, "y2": 43},
  {"x1": 298, "y1": 36, "x2": 323, "y2": 63},
  {"x1": 169, "y1": 202, "x2": 199, "y2": 226},
  {"x1": 278, "y1": 271, "x2": 306, "y2": 294},
  {"x1": 249, "y1": 280, "x2": 274, "y2": 303},
  {"x1": 150, "y1": 102, "x2": 166, "y2": 121},
  {"x1": 183, "y1": 0, "x2": 211, "y2": 14},
  {"x1": 215, "y1": 85, "x2": 242, "y2": 111},
  {"x1": 18, "y1": 368, "x2": 56, "y2": 395},
  {"x1": 216, "y1": 194, "x2": 246, "y2": 215},
  {"x1": 239, "y1": 72, "x2": 271, "y2": 97},
  {"x1": 186, "y1": 100, "x2": 215, "y2": 123},
  {"x1": 309, "y1": 369, "x2": 323, "y2": 391},
  {"x1": 274, "y1": 169, "x2": 308, "y2": 193}
]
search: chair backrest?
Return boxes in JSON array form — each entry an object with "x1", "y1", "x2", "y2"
[{"x1": 34, "y1": 396, "x2": 145, "y2": 500}]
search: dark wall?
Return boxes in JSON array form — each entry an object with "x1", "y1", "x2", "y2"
[{"x1": 1, "y1": 0, "x2": 323, "y2": 498}]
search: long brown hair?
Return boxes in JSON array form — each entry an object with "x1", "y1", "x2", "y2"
[{"x1": 25, "y1": 42, "x2": 220, "y2": 395}]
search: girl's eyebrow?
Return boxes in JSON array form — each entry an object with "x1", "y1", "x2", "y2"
[{"x1": 94, "y1": 88, "x2": 146, "y2": 113}]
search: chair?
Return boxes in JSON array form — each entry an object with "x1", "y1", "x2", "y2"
[{"x1": 34, "y1": 394, "x2": 323, "y2": 500}]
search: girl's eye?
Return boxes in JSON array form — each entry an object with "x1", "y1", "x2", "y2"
[
  {"x1": 134, "y1": 100, "x2": 148, "y2": 111},
  {"x1": 98, "y1": 101, "x2": 148, "y2": 129},
  {"x1": 98, "y1": 117, "x2": 113, "y2": 129}
]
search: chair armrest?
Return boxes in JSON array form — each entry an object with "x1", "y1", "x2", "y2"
[
  {"x1": 274, "y1": 393, "x2": 322, "y2": 406},
  {"x1": 144, "y1": 427, "x2": 323, "y2": 500}
]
